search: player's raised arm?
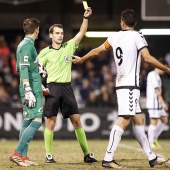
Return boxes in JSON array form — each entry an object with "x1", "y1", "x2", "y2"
[
  {"x1": 72, "y1": 40, "x2": 110, "y2": 64},
  {"x1": 74, "y1": 7, "x2": 92, "y2": 46}
]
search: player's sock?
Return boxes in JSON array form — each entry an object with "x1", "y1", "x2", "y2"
[
  {"x1": 154, "y1": 122, "x2": 167, "y2": 140},
  {"x1": 133, "y1": 125, "x2": 156, "y2": 160},
  {"x1": 104, "y1": 125, "x2": 124, "y2": 161},
  {"x1": 75, "y1": 128, "x2": 89, "y2": 156},
  {"x1": 19, "y1": 119, "x2": 31, "y2": 156},
  {"x1": 148, "y1": 124, "x2": 156, "y2": 145},
  {"x1": 44, "y1": 128, "x2": 54, "y2": 156},
  {"x1": 16, "y1": 121, "x2": 42, "y2": 154}
]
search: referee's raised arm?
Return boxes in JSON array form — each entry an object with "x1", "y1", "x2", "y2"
[{"x1": 74, "y1": 7, "x2": 92, "y2": 46}]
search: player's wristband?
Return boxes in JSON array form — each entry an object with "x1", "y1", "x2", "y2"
[{"x1": 83, "y1": 16, "x2": 89, "y2": 19}]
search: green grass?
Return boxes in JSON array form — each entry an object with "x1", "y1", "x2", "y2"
[{"x1": 1, "y1": 139, "x2": 170, "y2": 170}]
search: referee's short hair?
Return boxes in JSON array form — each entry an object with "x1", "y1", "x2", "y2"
[{"x1": 49, "y1": 24, "x2": 63, "y2": 34}]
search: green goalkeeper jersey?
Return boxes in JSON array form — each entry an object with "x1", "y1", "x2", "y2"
[
  {"x1": 16, "y1": 37, "x2": 42, "y2": 95},
  {"x1": 38, "y1": 39, "x2": 78, "y2": 83}
]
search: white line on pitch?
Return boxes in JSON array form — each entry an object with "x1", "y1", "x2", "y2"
[{"x1": 119, "y1": 143, "x2": 166, "y2": 159}]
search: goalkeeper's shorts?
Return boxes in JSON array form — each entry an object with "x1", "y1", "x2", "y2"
[{"x1": 21, "y1": 91, "x2": 43, "y2": 119}]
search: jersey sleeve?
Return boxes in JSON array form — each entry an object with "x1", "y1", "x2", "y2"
[
  {"x1": 19, "y1": 44, "x2": 33, "y2": 80},
  {"x1": 68, "y1": 39, "x2": 78, "y2": 54},
  {"x1": 38, "y1": 49, "x2": 48, "y2": 67},
  {"x1": 136, "y1": 32, "x2": 148, "y2": 51},
  {"x1": 20, "y1": 44, "x2": 33, "y2": 67},
  {"x1": 107, "y1": 33, "x2": 115, "y2": 48}
]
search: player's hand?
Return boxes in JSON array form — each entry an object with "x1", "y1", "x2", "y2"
[
  {"x1": 38, "y1": 63, "x2": 46, "y2": 78},
  {"x1": 72, "y1": 55, "x2": 83, "y2": 64},
  {"x1": 23, "y1": 84, "x2": 36, "y2": 108},
  {"x1": 84, "y1": 7, "x2": 92, "y2": 18},
  {"x1": 42, "y1": 84, "x2": 50, "y2": 96}
]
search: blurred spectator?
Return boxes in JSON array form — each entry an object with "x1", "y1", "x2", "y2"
[
  {"x1": 74, "y1": 42, "x2": 92, "y2": 71},
  {"x1": 7, "y1": 78, "x2": 20, "y2": 102},
  {"x1": 0, "y1": 76, "x2": 4, "y2": 86},
  {"x1": 110, "y1": 58, "x2": 117, "y2": 77},
  {"x1": 87, "y1": 69, "x2": 101, "y2": 90},
  {"x1": 41, "y1": 15, "x2": 54, "y2": 44},
  {"x1": 83, "y1": 60, "x2": 95, "y2": 77},
  {"x1": 10, "y1": 52, "x2": 18, "y2": 76},
  {"x1": 0, "y1": 85, "x2": 10, "y2": 106},
  {"x1": 86, "y1": 91, "x2": 98, "y2": 107},
  {"x1": 94, "y1": 50, "x2": 111, "y2": 71},
  {"x1": 101, "y1": 65, "x2": 111, "y2": 80},
  {"x1": 2, "y1": 65, "x2": 13, "y2": 86},
  {"x1": 10, "y1": 34, "x2": 23, "y2": 52},
  {"x1": 38, "y1": 40, "x2": 50, "y2": 53},
  {"x1": 96, "y1": 84, "x2": 116, "y2": 107},
  {"x1": 72, "y1": 69, "x2": 83, "y2": 87},
  {"x1": 79, "y1": 78, "x2": 92, "y2": 104},
  {"x1": 0, "y1": 35, "x2": 11, "y2": 67},
  {"x1": 76, "y1": 41, "x2": 92, "y2": 56},
  {"x1": 165, "y1": 52, "x2": 170, "y2": 67},
  {"x1": 140, "y1": 59, "x2": 152, "y2": 96}
]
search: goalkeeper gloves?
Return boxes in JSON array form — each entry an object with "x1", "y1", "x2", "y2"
[
  {"x1": 23, "y1": 82, "x2": 36, "y2": 108},
  {"x1": 38, "y1": 63, "x2": 46, "y2": 78}
]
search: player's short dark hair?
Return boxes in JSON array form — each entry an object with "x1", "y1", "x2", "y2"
[
  {"x1": 121, "y1": 9, "x2": 136, "y2": 27},
  {"x1": 49, "y1": 24, "x2": 63, "y2": 34},
  {"x1": 23, "y1": 18, "x2": 40, "y2": 35}
]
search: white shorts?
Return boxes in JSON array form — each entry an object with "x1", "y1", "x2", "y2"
[
  {"x1": 148, "y1": 109, "x2": 168, "y2": 118},
  {"x1": 116, "y1": 89, "x2": 141, "y2": 116}
]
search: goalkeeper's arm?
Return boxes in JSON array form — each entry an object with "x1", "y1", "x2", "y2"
[
  {"x1": 20, "y1": 66, "x2": 36, "y2": 108},
  {"x1": 22, "y1": 80, "x2": 36, "y2": 108}
]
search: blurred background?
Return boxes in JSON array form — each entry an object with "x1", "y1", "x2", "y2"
[{"x1": 0, "y1": 0, "x2": 170, "y2": 139}]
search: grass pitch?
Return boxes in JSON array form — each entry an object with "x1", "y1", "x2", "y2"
[{"x1": 1, "y1": 139, "x2": 170, "y2": 170}]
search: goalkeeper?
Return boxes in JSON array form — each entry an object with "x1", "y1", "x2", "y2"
[{"x1": 9, "y1": 18, "x2": 43, "y2": 167}]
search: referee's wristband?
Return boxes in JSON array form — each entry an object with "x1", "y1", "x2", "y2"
[{"x1": 83, "y1": 16, "x2": 89, "y2": 19}]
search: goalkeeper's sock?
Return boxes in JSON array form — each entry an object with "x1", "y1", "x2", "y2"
[
  {"x1": 19, "y1": 119, "x2": 31, "y2": 156},
  {"x1": 16, "y1": 121, "x2": 42, "y2": 154},
  {"x1": 44, "y1": 128, "x2": 54, "y2": 156},
  {"x1": 75, "y1": 128, "x2": 89, "y2": 156}
]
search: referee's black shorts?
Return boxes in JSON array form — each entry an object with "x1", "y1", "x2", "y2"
[{"x1": 44, "y1": 82, "x2": 79, "y2": 119}]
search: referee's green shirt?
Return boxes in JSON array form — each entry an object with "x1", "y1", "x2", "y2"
[{"x1": 38, "y1": 39, "x2": 78, "y2": 83}]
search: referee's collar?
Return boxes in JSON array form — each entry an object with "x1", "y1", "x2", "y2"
[{"x1": 49, "y1": 44, "x2": 62, "y2": 50}]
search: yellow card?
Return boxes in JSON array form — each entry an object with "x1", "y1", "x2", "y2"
[{"x1": 82, "y1": 1, "x2": 88, "y2": 10}]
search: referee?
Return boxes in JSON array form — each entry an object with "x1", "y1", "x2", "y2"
[{"x1": 38, "y1": 7, "x2": 97, "y2": 164}]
